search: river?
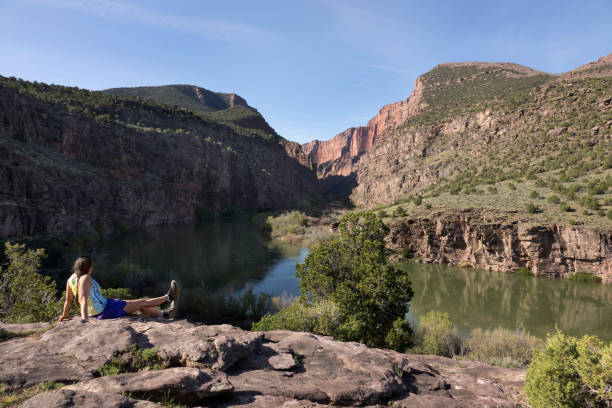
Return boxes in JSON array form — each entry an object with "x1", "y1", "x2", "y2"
[{"x1": 80, "y1": 221, "x2": 611, "y2": 339}]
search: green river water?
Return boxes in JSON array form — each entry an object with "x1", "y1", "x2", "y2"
[{"x1": 82, "y1": 221, "x2": 611, "y2": 339}]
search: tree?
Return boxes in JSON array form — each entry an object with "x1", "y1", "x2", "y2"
[
  {"x1": 0, "y1": 242, "x2": 59, "y2": 322},
  {"x1": 254, "y1": 212, "x2": 414, "y2": 350}
]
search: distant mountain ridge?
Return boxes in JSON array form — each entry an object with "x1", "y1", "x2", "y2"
[
  {"x1": 103, "y1": 84, "x2": 278, "y2": 136},
  {"x1": 102, "y1": 84, "x2": 249, "y2": 113}
]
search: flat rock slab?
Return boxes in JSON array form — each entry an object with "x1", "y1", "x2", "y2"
[
  {"x1": 2, "y1": 318, "x2": 525, "y2": 407},
  {"x1": 229, "y1": 330, "x2": 434, "y2": 406},
  {"x1": 22, "y1": 389, "x2": 163, "y2": 408},
  {"x1": 66, "y1": 367, "x2": 233, "y2": 404},
  {"x1": 0, "y1": 338, "x2": 92, "y2": 389},
  {"x1": 0, "y1": 322, "x2": 52, "y2": 333}
]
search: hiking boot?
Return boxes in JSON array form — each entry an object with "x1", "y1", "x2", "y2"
[
  {"x1": 167, "y1": 280, "x2": 180, "y2": 302},
  {"x1": 163, "y1": 301, "x2": 178, "y2": 320}
]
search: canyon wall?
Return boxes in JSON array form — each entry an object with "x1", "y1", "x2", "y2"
[
  {"x1": 388, "y1": 210, "x2": 612, "y2": 283},
  {"x1": 301, "y1": 77, "x2": 426, "y2": 178},
  {"x1": 0, "y1": 83, "x2": 320, "y2": 238}
]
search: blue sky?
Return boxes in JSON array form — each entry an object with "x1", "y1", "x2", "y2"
[{"x1": 1, "y1": 0, "x2": 610, "y2": 144}]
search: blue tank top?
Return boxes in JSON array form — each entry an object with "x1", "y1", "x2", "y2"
[{"x1": 68, "y1": 273, "x2": 108, "y2": 315}]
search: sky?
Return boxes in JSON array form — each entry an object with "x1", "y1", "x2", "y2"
[{"x1": 1, "y1": 0, "x2": 611, "y2": 144}]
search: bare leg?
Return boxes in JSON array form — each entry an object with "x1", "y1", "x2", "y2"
[
  {"x1": 122, "y1": 295, "x2": 168, "y2": 314},
  {"x1": 140, "y1": 307, "x2": 163, "y2": 318}
]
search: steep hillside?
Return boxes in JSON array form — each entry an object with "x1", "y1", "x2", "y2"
[
  {"x1": 103, "y1": 84, "x2": 279, "y2": 136},
  {"x1": 0, "y1": 76, "x2": 320, "y2": 238},
  {"x1": 303, "y1": 54, "x2": 612, "y2": 229}
]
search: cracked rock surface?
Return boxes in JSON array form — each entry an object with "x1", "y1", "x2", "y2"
[{"x1": 0, "y1": 318, "x2": 525, "y2": 407}]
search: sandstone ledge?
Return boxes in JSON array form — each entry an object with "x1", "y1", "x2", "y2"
[
  {"x1": 389, "y1": 210, "x2": 612, "y2": 283},
  {"x1": 0, "y1": 318, "x2": 524, "y2": 407}
]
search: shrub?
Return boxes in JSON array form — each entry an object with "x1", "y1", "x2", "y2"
[
  {"x1": 560, "y1": 202, "x2": 573, "y2": 212},
  {"x1": 393, "y1": 206, "x2": 406, "y2": 217},
  {"x1": 508, "y1": 183, "x2": 517, "y2": 190},
  {"x1": 266, "y1": 211, "x2": 308, "y2": 237},
  {"x1": 100, "y1": 287, "x2": 136, "y2": 300},
  {"x1": 526, "y1": 203, "x2": 540, "y2": 214},
  {"x1": 413, "y1": 311, "x2": 461, "y2": 357},
  {"x1": 467, "y1": 327, "x2": 541, "y2": 368},
  {"x1": 0, "y1": 242, "x2": 59, "y2": 322},
  {"x1": 608, "y1": 210, "x2": 612, "y2": 220},
  {"x1": 254, "y1": 212, "x2": 414, "y2": 350},
  {"x1": 525, "y1": 332, "x2": 612, "y2": 408},
  {"x1": 413, "y1": 196, "x2": 423, "y2": 206},
  {"x1": 487, "y1": 186, "x2": 498, "y2": 194},
  {"x1": 529, "y1": 191, "x2": 540, "y2": 199},
  {"x1": 252, "y1": 298, "x2": 341, "y2": 336},
  {"x1": 567, "y1": 272, "x2": 602, "y2": 283},
  {"x1": 515, "y1": 267, "x2": 534, "y2": 276},
  {"x1": 578, "y1": 194, "x2": 600, "y2": 211},
  {"x1": 547, "y1": 195, "x2": 561, "y2": 204},
  {"x1": 597, "y1": 209, "x2": 606, "y2": 217}
]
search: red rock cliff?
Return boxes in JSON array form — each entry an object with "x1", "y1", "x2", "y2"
[{"x1": 302, "y1": 77, "x2": 426, "y2": 177}]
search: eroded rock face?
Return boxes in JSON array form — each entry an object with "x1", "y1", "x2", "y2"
[
  {"x1": 301, "y1": 77, "x2": 426, "y2": 178},
  {"x1": 0, "y1": 83, "x2": 320, "y2": 238},
  {"x1": 389, "y1": 210, "x2": 612, "y2": 282},
  {"x1": 0, "y1": 318, "x2": 525, "y2": 407}
]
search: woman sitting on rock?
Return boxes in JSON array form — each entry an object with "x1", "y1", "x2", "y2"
[{"x1": 58, "y1": 256, "x2": 179, "y2": 323}]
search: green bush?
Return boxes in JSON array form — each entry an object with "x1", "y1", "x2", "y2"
[
  {"x1": 529, "y1": 191, "x2": 540, "y2": 199},
  {"x1": 579, "y1": 194, "x2": 600, "y2": 211},
  {"x1": 393, "y1": 206, "x2": 406, "y2": 217},
  {"x1": 560, "y1": 202, "x2": 573, "y2": 212},
  {"x1": 266, "y1": 211, "x2": 308, "y2": 237},
  {"x1": 525, "y1": 332, "x2": 612, "y2": 408},
  {"x1": 547, "y1": 195, "x2": 561, "y2": 204},
  {"x1": 385, "y1": 318, "x2": 414, "y2": 352},
  {"x1": 252, "y1": 298, "x2": 341, "y2": 336},
  {"x1": 467, "y1": 327, "x2": 541, "y2": 368},
  {"x1": 0, "y1": 242, "x2": 59, "y2": 322},
  {"x1": 608, "y1": 210, "x2": 612, "y2": 220},
  {"x1": 567, "y1": 272, "x2": 602, "y2": 283},
  {"x1": 526, "y1": 203, "x2": 540, "y2": 214},
  {"x1": 487, "y1": 186, "x2": 498, "y2": 194},
  {"x1": 413, "y1": 196, "x2": 423, "y2": 206},
  {"x1": 412, "y1": 311, "x2": 461, "y2": 357},
  {"x1": 508, "y1": 183, "x2": 517, "y2": 190},
  {"x1": 254, "y1": 212, "x2": 414, "y2": 350},
  {"x1": 100, "y1": 287, "x2": 136, "y2": 300},
  {"x1": 515, "y1": 267, "x2": 534, "y2": 276}
]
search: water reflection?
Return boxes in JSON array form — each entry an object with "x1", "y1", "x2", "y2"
[
  {"x1": 400, "y1": 262, "x2": 612, "y2": 341},
  {"x1": 87, "y1": 221, "x2": 304, "y2": 326}
]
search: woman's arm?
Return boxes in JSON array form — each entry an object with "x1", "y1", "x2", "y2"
[
  {"x1": 78, "y1": 275, "x2": 93, "y2": 322},
  {"x1": 58, "y1": 280, "x2": 75, "y2": 322}
]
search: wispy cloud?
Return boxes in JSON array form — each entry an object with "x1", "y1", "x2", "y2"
[
  {"x1": 26, "y1": 0, "x2": 274, "y2": 42},
  {"x1": 366, "y1": 64, "x2": 409, "y2": 75}
]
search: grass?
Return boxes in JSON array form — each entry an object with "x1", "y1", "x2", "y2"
[
  {"x1": 0, "y1": 381, "x2": 64, "y2": 407},
  {"x1": 97, "y1": 345, "x2": 166, "y2": 377},
  {"x1": 567, "y1": 272, "x2": 602, "y2": 283},
  {"x1": 514, "y1": 267, "x2": 534, "y2": 277}
]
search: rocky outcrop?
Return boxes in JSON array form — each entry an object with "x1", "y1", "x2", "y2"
[
  {"x1": 302, "y1": 77, "x2": 426, "y2": 178},
  {"x1": 0, "y1": 80, "x2": 321, "y2": 238},
  {"x1": 0, "y1": 318, "x2": 525, "y2": 407},
  {"x1": 388, "y1": 210, "x2": 612, "y2": 283}
]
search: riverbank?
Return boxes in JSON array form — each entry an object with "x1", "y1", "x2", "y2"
[{"x1": 267, "y1": 208, "x2": 612, "y2": 284}]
